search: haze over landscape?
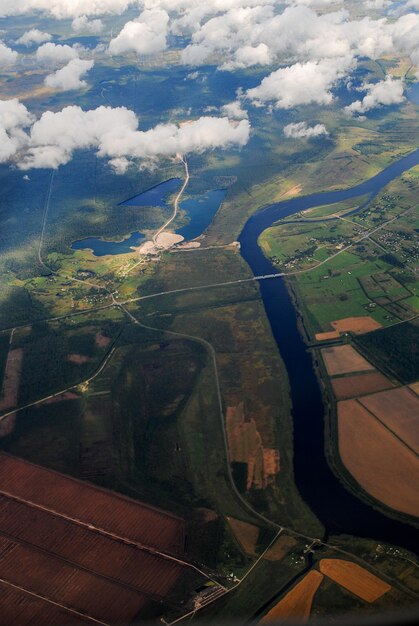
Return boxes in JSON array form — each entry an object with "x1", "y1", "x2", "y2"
[{"x1": 0, "y1": 0, "x2": 418, "y2": 624}]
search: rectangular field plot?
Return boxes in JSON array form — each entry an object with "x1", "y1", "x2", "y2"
[
  {"x1": 319, "y1": 559, "x2": 391, "y2": 603},
  {"x1": 331, "y1": 372, "x2": 393, "y2": 400},
  {"x1": 0, "y1": 536, "x2": 148, "y2": 623},
  {"x1": 338, "y1": 400, "x2": 419, "y2": 518},
  {"x1": 321, "y1": 345, "x2": 375, "y2": 376},
  {"x1": 0, "y1": 581, "x2": 92, "y2": 626},
  {"x1": 0, "y1": 454, "x2": 185, "y2": 555},
  {"x1": 359, "y1": 387, "x2": 419, "y2": 454},
  {"x1": 0, "y1": 454, "x2": 205, "y2": 624}
]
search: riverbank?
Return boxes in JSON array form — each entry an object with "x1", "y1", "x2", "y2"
[{"x1": 239, "y1": 149, "x2": 419, "y2": 554}]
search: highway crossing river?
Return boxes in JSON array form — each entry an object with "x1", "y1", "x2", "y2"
[{"x1": 239, "y1": 149, "x2": 419, "y2": 553}]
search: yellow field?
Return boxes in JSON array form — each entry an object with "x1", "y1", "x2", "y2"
[
  {"x1": 319, "y1": 559, "x2": 391, "y2": 603},
  {"x1": 260, "y1": 570, "x2": 324, "y2": 623}
]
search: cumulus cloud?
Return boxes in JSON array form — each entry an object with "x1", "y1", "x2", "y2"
[
  {"x1": 45, "y1": 58, "x2": 94, "y2": 91},
  {"x1": 0, "y1": 41, "x2": 18, "y2": 66},
  {"x1": 8, "y1": 105, "x2": 250, "y2": 170},
  {"x1": 246, "y1": 57, "x2": 355, "y2": 109},
  {"x1": 0, "y1": 0, "x2": 135, "y2": 19},
  {"x1": 72, "y1": 16, "x2": 104, "y2": 34},
  {"x1": 16, "y1": 29, "x2": 52, "y2": 46},
  {"x1": 36, "y1": 42, "x2": 79, "y2": 65},
  {"x1": 283, "y1": 121, "x2": 328, "y2": 138},
  {"x1": 108, "y1": 9, "x2": 169, "y2": 56},
  {"x1": 345, "y1": 76, "x2": 406, "y2": 116},
  {"x1": 221, "y1": 101, "x2": 248, "y2": 119},
  {"x1": 0, "y1": 99, "x2": 34, "y2": 163}
]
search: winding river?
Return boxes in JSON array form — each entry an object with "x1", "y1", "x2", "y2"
[{"x1": 239, "y1": 149, "x2": 419, "y2": 553}]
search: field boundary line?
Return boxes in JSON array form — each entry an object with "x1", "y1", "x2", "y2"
[
  {"x1": 0, "y1": 576, "x2": 110, "y2": 626},
  {"x1": 354, "y1": 398, "x2": 419, "y2": 457},
  {"x1": 0, "y1": 489, "x2": 220, "y2": 587}
]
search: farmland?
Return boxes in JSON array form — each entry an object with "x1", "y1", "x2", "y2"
[
  {"x1": 321, "y1": 345, "x2": 375, "y2": 377},
  {"x1": 259, "y1": 166, "x2": 419, "y2": 336},
  {"x1": 260, "y1": 570, "x2": 324, "y2": 623},
  {"x1": 338, "y1": 400, "x2": 419, "y2": 518},
  {"x1": 0, "y1": 4, "x2": 418, "y2": 622},
  {"x1": 331, "y1": 372, "x2": 393, "y2": 400},
  {"x1": 0, "y1": 454, "x2": 208, "y2": 623},
  {"x1": 319, "y1": 559, "x2": 391, "y2": 603}
]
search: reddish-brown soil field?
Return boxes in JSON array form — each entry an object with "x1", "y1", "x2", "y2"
[
  {"x1": 0, "y1": 581, "x2": 93, "y2": 626},
  {"x1": 0, "y1": 536, "x2": 148, "y2": 622},
  {"x1": 67, "y1": 354, "x2": 90, "y2": 365},
  {"x1": 359, "y1": 388, "x2": 419, "y2": 454},
  {"x1": 260, "y1": 570, "x2": 324, "y2": 623},
  {"x1": 315, "y1": 331, "x2": 341, "y2": 341},
  {"x1": 0, "y1": 454, "x2": 185, "y2": 555},
  {"x1": 331, "y1": 372, "x2": 393, "y2": 400},
  {"x1": 0, "y1": 348, "x2": 23, "y2": 411},
  {"x1": 95, "y1": 332, "x2": 111, "y2": 348},
  {"x1": 338, "y1": 400, "x2": 419, "y2": 517},
  {"x1": 319, "y1": 559, "x2": 391, "y2": 602},
  {"x1": 331, "y1": 316, "x2": 382, "y2": 334},
  {"x1": 0, "y1": 494, "x2": 187, "y2": 601},
  {"x1": 321, "y1": 346, "x2": 374, "y2": 376},
  {"x1": 226, "y1": 404, "x2": 280, "y2": 490},
  {"x1": 0, "y1": 456, "x2": 207, "y2": 624}
]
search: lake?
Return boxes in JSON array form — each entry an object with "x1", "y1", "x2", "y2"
[
  {"x1": 71, "y1": 232, "x2": 145, "y2": 257},
  {"x1": 72, "y1": 184, "x2": 227, "y2": 255}
]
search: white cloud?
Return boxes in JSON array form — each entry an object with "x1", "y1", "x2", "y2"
[
  {"x1": 0, "y1": 99, "x2": 34, "y2": 163},
  {"x1": 283, "y1": 121, "x2": 328, "y2": 138},
  {"x1": 221, "y1": 101, "x2": 248, "y2": 119},
  {"x1": 36, "y1": 42, "x2": 79, "y2": 65},
  {"x1": 13, "y1": 105, "x2": 250, "y2": 170},
  {"x1": 72, "y1": 16, "x2": 104, "y2": 34},
  {"x1": 45, "y1": 58, "x2": 94, "y2": 90},
  {"x1": 246, "y1": 57, "x2": 355, "y2": 109},
  {"x1": 16, "y1": 29, "x2": 52, "y2": 46},
  {"x1": 0, "y1": 0, "x2": 135, "y2": 19},
  {"x1": 108, "y1": 9, "x2": 169, "y2": 56},
  {"x1": 345, "y1": 76, "x2": 406, "y2": 116},
  {"x1": 0, "y1": 41, "x2": 18, "y2": 66}
]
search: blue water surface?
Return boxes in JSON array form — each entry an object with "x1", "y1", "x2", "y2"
[
  {"x1": 72, "y1": 232, "x2": 145, "y2": 256},
  {"x1": 119, "y1": 178, "x2": 182, "y2": 207},
  {"x1": 177, "y1": 189, "x2": 227, "y2": 240}
]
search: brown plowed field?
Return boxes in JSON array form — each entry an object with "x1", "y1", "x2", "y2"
[
  {"x1": 359, "y1": 388, "x2": 419, "y2": 454},
  {"x1": 264, "y1": 534, "x2": 298, "y2": 562},
  {"x1": 0, "y1": 581, "x2": 93, "y2": 626},
  {"x1": 0, "y1": 455, "x2": 204, "y2": 624},
  {"x1": 319, "y1": 559, "x2": 391, "y2": 602},
  {"x1": 260, "y1": 570, "x2": 323, "y2": 623},
  {"x1": 0, "y1": 348, "x2": 23, "y2": 411},
  {"x1": 0, "y1": 454, "x2": 185, "y2": 555},
  {"x1": 227, "y1": 518, "x2": 258, "y2": 556},
  {"x1": 0, "y1": 494, "x2": 186, "y2": 600},
  {"x1": 338, "y1": 400, "x2": 419, "y2": 517},
  {"x1": 315, "y1": 331, "x2": 340, "y2": 341},
  {"x1": 331, "y1": 317, "x2": 382, "y2": 335},
  {"x1": 321, "y1": 346, "x2": 374, "y2": 376},
  {"x1": 331, "y1": 372, "x2": 393, "y2": 400},
  {"x1": 0, "y1": 536, "x2": 148, "y2": 622}
]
